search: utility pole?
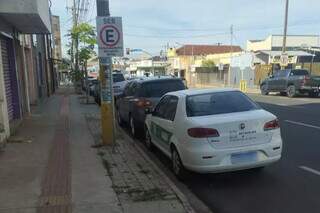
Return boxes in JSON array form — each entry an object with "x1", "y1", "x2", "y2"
[
  {"x1": 281, "y1": 0, "x2": 289, "y2": 69},
  {"x1": 228, "y1": 24, "x2": 233, "y2": 86},
  {"x1": 70, "y1": 0, "x2": 77, "y2": 70},
  {"x1": 282, "y1": 0, "x2": 289, "y2": 54},
  {"x1": 96, "y1": 0, "x2": 115, "y2": 145}
]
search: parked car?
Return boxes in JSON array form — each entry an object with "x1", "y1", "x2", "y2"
[
  {"x1": 93, "y1": 72, "x2": 128, "y2": 104},
  {"x1": 113, "y1": 72, "x2": 128, "y2": 97},
  {"x1": 89, "y1": 79, "x2": 98, "y2": 96},
  {"x1": 116, "y1": 77, "x2": 186, "y2": 137},
  {"x1": 260, "y1": 69, "x2": 320, "y2": 98},
  {"x1": 144, "y1": 89, "x2": 282, "y2": 179}
]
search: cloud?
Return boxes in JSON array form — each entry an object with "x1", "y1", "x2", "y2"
[{"x1": 52, "y1": 0, "x2": 320, "y2": 56}]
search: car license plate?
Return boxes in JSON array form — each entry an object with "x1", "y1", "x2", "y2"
[{"x1": 231, "y1": 152, "x2": 257, "y2": 164}]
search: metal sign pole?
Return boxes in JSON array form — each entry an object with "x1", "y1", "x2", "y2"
[{"x1": 96, "y1": 0, "x2": 114, "y2": 145}]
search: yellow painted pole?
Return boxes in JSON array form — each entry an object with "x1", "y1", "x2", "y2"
[
  {"x1": 99, "y1": 64, "x2": 114, "y2": 145},
  {"x1": 96, "y1": 0, "x2": 115, "y2": 145}
]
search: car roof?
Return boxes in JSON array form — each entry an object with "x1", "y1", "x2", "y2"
[
  {"x1": 132, "y1": 76, "x2": 183, "y2": 83},
  {"x1": 166, "y1": 88, "x2": 239, "y2": 97}
]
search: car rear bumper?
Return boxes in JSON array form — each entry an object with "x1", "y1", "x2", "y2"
[
  {"x1": 300, "y1": 86, "x2": 320, "y2": 92},
  {"x1": 181, "y1": 139, "x2": 282, "y2": 174}
]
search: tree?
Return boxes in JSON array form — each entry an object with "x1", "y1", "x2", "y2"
[
  {"x1": 67, "y1": 23, "x2": 96, "y2": 83},
  {"x1": 202, "y1": 59, "x2": 216, "y2": 68}
]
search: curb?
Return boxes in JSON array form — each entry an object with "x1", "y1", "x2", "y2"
[{"x1": 118, "y1": 126, "x2": 196, "y2": 213}]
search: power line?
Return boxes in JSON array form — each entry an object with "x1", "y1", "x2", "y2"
[
  {"x1": 124, "y1": 32, "x2": 229, "y2": 39},
  {"x1": 125, "y1": 20, "x2": 320, "y2": 34}
]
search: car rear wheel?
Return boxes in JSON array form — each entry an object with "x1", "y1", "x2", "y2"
[
  {"x1": 261, "y1": 85, "x2": 269, "y2": 95},
  {"x1": 145, "y1": 128, "x2": 154, "y2": 151},
  {"x1": 172, "y1": 147, "x2": 188, "y2": 180},
  {"x1": 280, "y1": 92, "x2": 287, "y2": 96},
  {"x1": 287, "y1": 85, "x2": 296, "y2": 98},
  {"x1": 309, "y1": 91, "x2": 319, "y2": 98}
]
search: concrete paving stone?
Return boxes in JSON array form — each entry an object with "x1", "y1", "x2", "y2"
[
  {"x1": 73, "y1": 203, "x2": 123, "y2": 213},
  {"x1": 0, "y1": 207, "x2": 37, "y2": 213},
  {"x1": 84, "y1": 111, "x2": 188, "y2": 213},
  {"x1": 70, "y1": 94, "x2": 122, "y2": 213},
  {"x1": 121, "y1": 200, "x2": 185, "y2": 213}
]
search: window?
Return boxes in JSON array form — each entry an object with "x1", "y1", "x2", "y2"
[
  {"x1": 153, "y1": 96, "x2": 178, "y2": 121},
  {"x1": 163, "y1": 96, "x2": 178, "y2": 121},
  {"x1": 278, "y1": 70, "x2": 289, "y2": 77},
  {"x1": 291, "y1": 69, "x2": 309, "y2": 76},
  {"x1": 141, "y1": 80, "x2": 185, "y2": 98},
  {"x1": 113, "y1": 73, "x2": 125, "y2": 83},
  {"x1": 153, "y1": 96, "x2": 171, "y2": 118},
  {"x1": 273, "y1": 71, "x2": 281, "y2": 78},
  {"x1": 186, "y1": 91, "x2": 260, "y2": 117},
  {"x1": 124, "y1": 82, "x2": 133, "y2": 96}
]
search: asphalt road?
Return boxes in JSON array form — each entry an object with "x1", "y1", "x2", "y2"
[{"x1": 125, "y1": 93, "x2": 320, "y2": 213}]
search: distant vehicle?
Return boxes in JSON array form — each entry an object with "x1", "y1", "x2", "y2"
[
  {"x1": 93, "y1": 72, "x2": 128, "y2": 104},
  {"x1": 260, "y1": 69, "x2": 320, "y2": 98},
  {"x1": 112, "y1": 72, "x2": 127, "y2": 97},
  {"x1": 116, "y1": 77, "x2": 186, "y2": 137},
  {"x1": 89, "y1": 79, "x2": 98, "y2": 96},
  {"x1": 145, "y1": 89, "x2": 282, "y2": 179}
]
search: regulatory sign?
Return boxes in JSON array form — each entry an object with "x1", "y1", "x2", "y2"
[
  {"x1": 218, "y1": 63, "x2": 224, "y2": 71},
  {"x1": 97, "y1": 17, "x2": 124, "y2": 57},
  {"x1": 280, "y1": 53, "x2": 289, "y2": 67}
]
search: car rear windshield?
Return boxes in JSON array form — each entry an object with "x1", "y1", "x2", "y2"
[
  {"x1": 113, "y1": 74, "x2": 125, "y2": 83},
  {"x1": 291, "y1": 69, "x2": 309, "y2": 76},
  {"x1": 186, "y1": 91, "x2": 260, "y2": 117},
  {"x1": 141, "y1": 80, "x2": 185, "y2": 98}
]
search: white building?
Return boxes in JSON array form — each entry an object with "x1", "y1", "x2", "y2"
[
  {"x1": 128, "y1": 58, "x2": 169, "y2": 77},
  {"x1": 247, "y1": 35, "x2": 320, "y2": 52}
]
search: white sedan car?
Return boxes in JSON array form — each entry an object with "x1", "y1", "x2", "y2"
[{"x1": 145, "y1": 89, "x2": 282, "y2": 179}]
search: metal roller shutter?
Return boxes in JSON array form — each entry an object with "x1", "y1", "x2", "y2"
[{"x1": 1, "y1": 37, "x2": 14, "y2": 121}]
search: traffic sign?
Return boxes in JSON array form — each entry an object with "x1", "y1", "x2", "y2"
[
  {"x1": 97, "y1": 17, "x2": 124, "y2": 57},
  {"x1": 280, "y1": 53, "x2": 289, "y2": 67},
  {"x1": 218, "y1": 63, "x2": 224, "y2": 71}
]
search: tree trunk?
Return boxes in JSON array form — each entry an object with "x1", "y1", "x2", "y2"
[{"x1": 85, "y1": 61, "x2": 89, "y2": 104}]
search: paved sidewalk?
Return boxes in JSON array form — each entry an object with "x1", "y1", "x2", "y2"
[
  {"x1": 0, "y1": 87, "x2": 192, "y2": 213},
  {"x1": 0, "y1": 87, "x2": 122, "y2": 213},
  {"x1": 85, "y1": 113, "x2": 193, "y2": 212}
]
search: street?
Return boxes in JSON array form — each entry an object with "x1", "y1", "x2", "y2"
[{"x1": 128, "y1": 94, "x2": 320, "y2": 213}]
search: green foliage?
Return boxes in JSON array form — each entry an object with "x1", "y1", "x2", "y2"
[
  {"x1": 71, "y1": 23, "x2": 96, "y2": 46},
  {"x1": 79, "y1": 47, "x2": 96, "y2": 65},
  {"x1": 202, "y1": 59, "x2": 216, "y2": 68},
  {"x1": 67, "y1": 23, "x2": 97, "y2": 82},
  {"x1": 58, "y1": 58, "x2": 71, "y2": 70}
]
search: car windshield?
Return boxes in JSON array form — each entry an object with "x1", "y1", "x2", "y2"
[
  {"x1": 113, "y1": 74, "x2": 125, "y2": 83},
  {"x1": 141, "y1": 80, "x2": 185, "y2": 98},
  {"x1": 292, "y1": 69, "x2": 309, "y2": 76},
  {"x1": 186, "y1": 91, "x2": 260, "y2": 117}
]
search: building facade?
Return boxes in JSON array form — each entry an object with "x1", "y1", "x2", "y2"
[
  {"x1": 247, "y1": 35, "x2": 320, "y2": 52},
  {"x1": 167, "y1": 45, "x2": 242, "y2": 87},
  {"x1": 0, "y1": 0, "x2": 55, "y2": 145}
]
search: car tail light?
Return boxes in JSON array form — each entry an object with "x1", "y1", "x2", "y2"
[
  {"x1": 188, "y1": 128, "x2": 220, "y2": 138},
  {"x1": 135, "y1": 98, "x2": 153, "y2": 108},
  {"x1": 264, "y1": 119, "x2": 280, "y2": 131},
  {"x1": 302, "y1": 76, "x2": 310, "y2": 85}
]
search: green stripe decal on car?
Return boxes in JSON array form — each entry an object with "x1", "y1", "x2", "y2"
[{"x1": 151, "y1": 122, "x2": 173, "y2": 145}]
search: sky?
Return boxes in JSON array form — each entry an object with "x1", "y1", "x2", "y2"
[{"x1": 51, "y1": 0, "x2": 320, "y2": 57}]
